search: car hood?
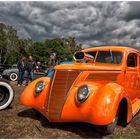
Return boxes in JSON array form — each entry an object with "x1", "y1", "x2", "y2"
[
  {"x1": 4, "y1": 68, "x2": 18, "y2": 72},
  {"x1": 54, "y1": 62, "x2": 122, "y2": 71}
]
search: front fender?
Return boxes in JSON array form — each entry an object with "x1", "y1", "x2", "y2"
[
  {"x1": 90, "y1": 82, "x2": 132, "y2": 125},
  {"x1": 61, "y1": 82, "x2": 132, "y2": 125},
  {"x1": 19, "y1": 77, "x2": 50, "y2": 115}
]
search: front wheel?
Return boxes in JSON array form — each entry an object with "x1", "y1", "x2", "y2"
[
  {"x1": 96, "y1": 114, "x2": 118, "y2": 134},
  {"x1": 0, "y1": 80, "x2": 14, "y2": 110},
  {"x1": 9, "y1": 73, "x2": 18, "y2": 81},
  {"x1": 104, "y1": 115, "x2": 118, "y2": 134}
]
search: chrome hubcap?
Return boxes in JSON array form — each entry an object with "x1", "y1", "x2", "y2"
[{"x1": 12, "y1": 75, "x2": 16, "y2": 79}]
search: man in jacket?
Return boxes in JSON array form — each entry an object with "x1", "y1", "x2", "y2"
[
  {"x1": 17, "y1": 56, "x2": 26, "y2": 86},
  {"x1": 26, "y1": 55, "x2": 35, "y2": 85}
]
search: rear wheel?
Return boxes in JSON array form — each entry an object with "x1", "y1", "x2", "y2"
[
  {"x1": 9, "y1": 73, "x2": 18, "y2": 81},
  {"x1": 0, "y1": 80, "x2": 14, "y2": 110}
]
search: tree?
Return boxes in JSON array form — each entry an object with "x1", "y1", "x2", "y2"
[
  {"x1": 0, "y1": 23, "x2": 82, "y2": 67},
  {"x1": 44, "y1": 37, "x2": 82, "y2": 61},
  {"x1": 0, "y1": 23, "x2": 18, "y2": 64},
  {"x1": 29, "y1": 42, "x2": 49, "y2": 65},
  {"x1": 7, "y1": 38, "x2": 34, "y2": 64}
]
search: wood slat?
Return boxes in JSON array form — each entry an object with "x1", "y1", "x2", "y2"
[
  {"x1": 47, "y1": 70, "x2": 81, "y2": 120},
  {"x1": 86, "y1": 72, "x2": 119, "y2": 81}
]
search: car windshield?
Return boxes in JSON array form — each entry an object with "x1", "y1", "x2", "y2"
[{"x1": 87, "y1": 51, "x2": 123, "y2": 64}]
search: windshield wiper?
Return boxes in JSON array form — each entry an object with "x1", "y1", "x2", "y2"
[{"x1": 109, "y1": 48, "x2": 113, "y2": 62}]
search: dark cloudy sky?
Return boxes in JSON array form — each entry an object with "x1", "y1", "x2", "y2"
[{"x1": 0, "y1": 1, "x2": 140, "y2": 48}]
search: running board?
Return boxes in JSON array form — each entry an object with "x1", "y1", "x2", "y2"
[{"x1": 132, "y1": 99, "x2": 140, "y2": 116}]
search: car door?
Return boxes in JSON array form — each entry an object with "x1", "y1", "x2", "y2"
[
  {"x1": 124, "y1": 52, "x2": 139, "y2": 102},
  {"x1": 138, "y1": 54, "x2": 140, "y2": 99}
]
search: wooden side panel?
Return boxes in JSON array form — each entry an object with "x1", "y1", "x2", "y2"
[
  {"x1": 86, "y1": 72, "x2": 120, "y2": 81},
  {"x1": 47, "y1": 70, "x2": 81, "y2": 120}
]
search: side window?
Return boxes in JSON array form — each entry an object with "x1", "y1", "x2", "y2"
[
  {"x1": 127, "y1": 53, "x2": 137, "y2": 67},
  {"x1": 87, "y1": 51, "x2": 97, "y2": 58}
]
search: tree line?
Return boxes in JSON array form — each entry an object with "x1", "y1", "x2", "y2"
[{"x1": 0, "y1": 23, "x2": 82, "y2": 68}]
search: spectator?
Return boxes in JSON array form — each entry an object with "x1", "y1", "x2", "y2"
[
  {"x1": 26, "y1": 55, "x2": 35, "y2": 85},
  {"x1": 45, "y1": 53, "x2": 57, "y2": 77},
  {"x1": 48, "y1": 53, "x2": 56, "y2": 67},
  {"x1": 17, "y1": 56, "x2": 26, "y2": 86},
  {"x1": 55, "y1": 56, "x2": 61, "y2": 65},
  {"x1": 35, "y1": 61, "x2": 41, "y2": 73}
]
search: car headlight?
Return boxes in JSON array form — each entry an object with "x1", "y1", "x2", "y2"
[
  {"x1": 76, "y1": 85, "x2": 90, "y2": 104},
  {"x1": 34, "y1": 81, "x2": 45, "y2": 96}
]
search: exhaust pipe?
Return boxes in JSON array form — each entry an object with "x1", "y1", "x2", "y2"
[{"x1": 73, "y1": 51, "x2": 94, "y2": 63}]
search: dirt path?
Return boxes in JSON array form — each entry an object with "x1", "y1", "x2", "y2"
[{"x1": 0, "y1": 82, "x2": 140, "y2": 138}]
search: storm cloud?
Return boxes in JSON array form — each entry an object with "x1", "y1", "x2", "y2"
[{"x1": 0, "y1": 1, "x2": 140, "y2": 49}]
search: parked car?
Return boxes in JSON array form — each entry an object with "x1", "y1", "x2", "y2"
[
  {"x1": 0, "y1": 64, "x2": 12, "y2": 79},
  {"x1": 2, "y1": 64, "x2": 18, "y2": 81},
  {"x1": 20, "y1": 46, "x2": 140, "y2": 134},
  {"x1": 0, "y1": 79, "x2": 14, "y2": 110},
  {"x1": 2, "y1": 64, "x2": 45, "y2": 81}
]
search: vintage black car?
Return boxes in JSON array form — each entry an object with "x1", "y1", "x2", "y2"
[
  {"x1": 0, "y1": 64, "x2": 12, "y2": 79},
  {"x1": 2, "y1": 64, "x2": 45, "y2": 81},
  {"x1": 2, "y1": 64, "x2": 19, "y2": 81}
]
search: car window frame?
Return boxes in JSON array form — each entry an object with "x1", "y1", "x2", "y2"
[
  {"x1": 92, "y1": 50, "x2": 123, "y2": 65},
  {"x1": 126, "y1": 52, "x2": 138, "y2": 68}
]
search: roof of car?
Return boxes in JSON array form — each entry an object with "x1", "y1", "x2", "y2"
[{"x1": 82, "y1": 46, "x2": 139, "y2": 53}]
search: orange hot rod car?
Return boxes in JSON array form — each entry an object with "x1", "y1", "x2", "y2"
[{"x1": 20, "y1": 46, "x2": 140, "y2": 134}]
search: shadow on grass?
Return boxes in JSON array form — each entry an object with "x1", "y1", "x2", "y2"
[{"x1": 18, "y1": 108, "x2": 103, "y2": 138}]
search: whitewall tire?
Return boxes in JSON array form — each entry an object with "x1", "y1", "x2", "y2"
[
  {"x1": 0, "y1": 80, "x2": 14, "y2": 110},
  {"x1": 9, "y1": 73, "x2": 18, "y2": 81}
]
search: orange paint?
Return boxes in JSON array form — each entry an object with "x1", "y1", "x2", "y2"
[{"x1": 19, "y1": 46, "x2": 140, "y2": 129}]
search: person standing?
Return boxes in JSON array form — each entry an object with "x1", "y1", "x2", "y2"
[
  {"x1": 35, "y1": 61, "x2": 41, "y2": 73},
  {"x1": 48, "y1": 53, "x2": 56, "y2": 67},
  {"x1": 26, "y1": 55, "x2": 35, "y2": 85},
  {"x1": 17, "y1": 56, "x2": 26, "y2": 86},
  {"x1": 46, "y1": 53, "x2": 56, "y2": 77}
]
